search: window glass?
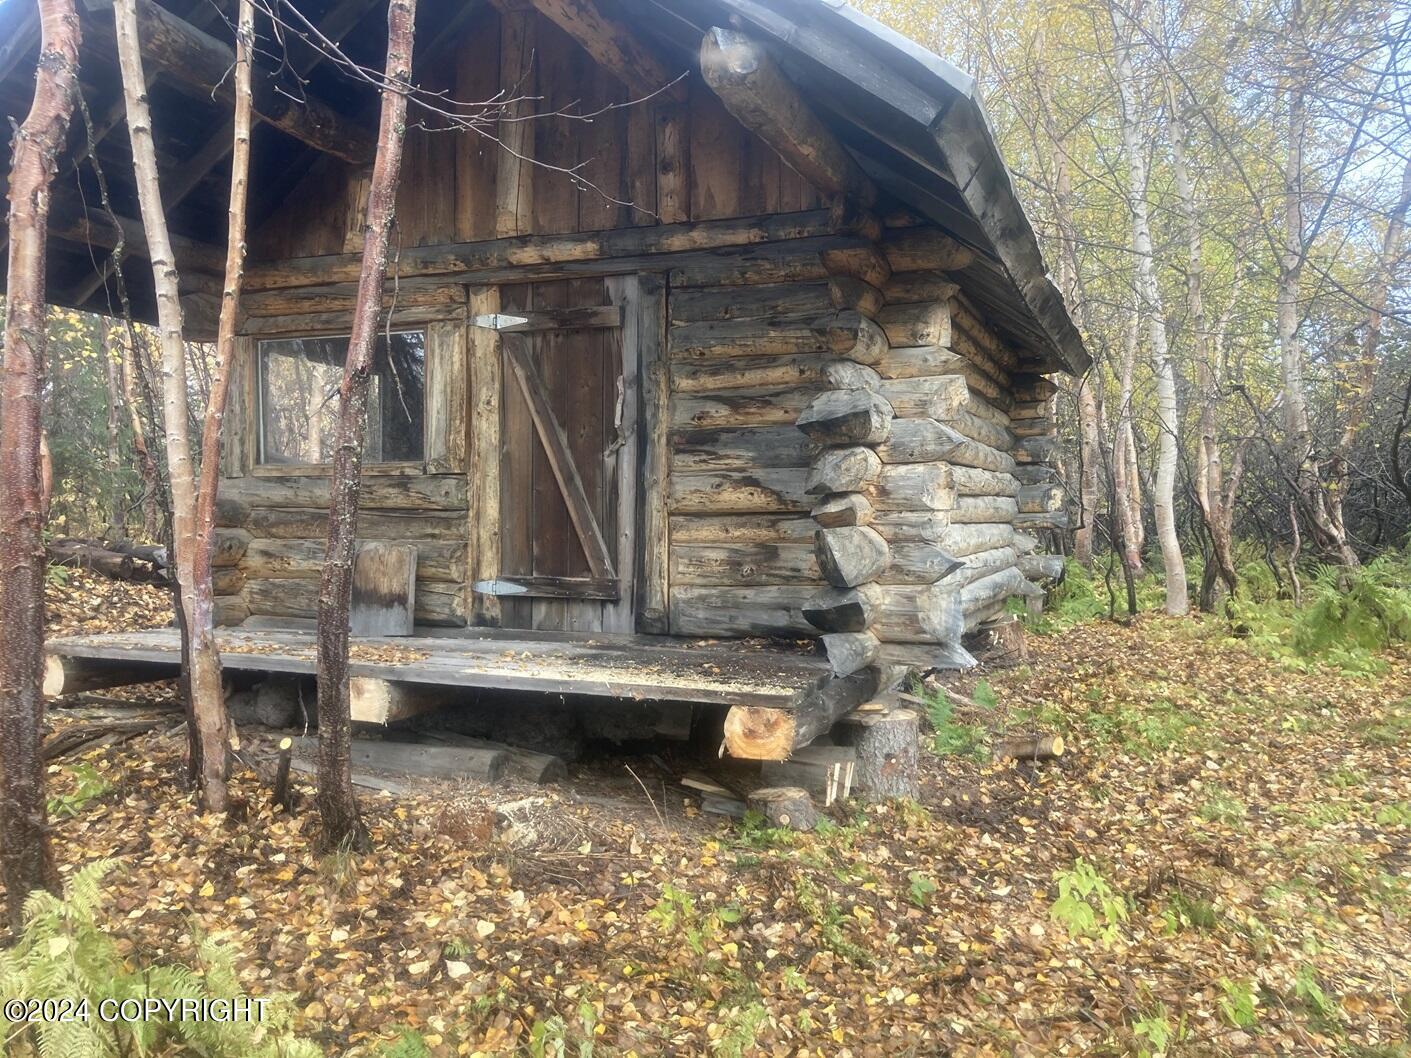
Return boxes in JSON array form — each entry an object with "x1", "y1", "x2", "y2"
[{"x1": 257, "y1": 331, "x2": 425, "y2": 464}]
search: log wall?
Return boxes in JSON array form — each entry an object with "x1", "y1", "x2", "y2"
[{"x1": 660, "y1": 220, "x2": 1066, "y2": 673}]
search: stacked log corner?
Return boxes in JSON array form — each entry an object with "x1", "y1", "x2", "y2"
[{"x1": 1009, "y1": 371, "x2": 1066, "y2": 604}]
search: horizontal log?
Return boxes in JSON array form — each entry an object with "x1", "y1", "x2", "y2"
[
  {"x1": 811, "y1": 493, "x2": 873, "y2": 528},
  {"x1": 669, "y1": 352, "x2": 878, "y2": 395},
  {"x1": 950, "y1": 495, "x2": 1019, "y2": 524},
  {"x1": 876, "y1": 345, "x2": 1009, "y2": 405},
  {"x1": 869, "y1": 511, "x2": 949, "y2": 544},
  {"x1": 822, "y1": 631, "x2": 880, "y2": 678},
  {"x1": 877, "y1": 301, "x2": 951, "y2": 347},
  {"x1": 1012, "y1": 373, "x2": 1059, "y2": 403},
  {"x1": 239, "y1": 506, "x2": 468, "y2": 541},
  {"x1": 816, "y1": 525, "x2": 890, "y2": 587},
  {"x1": 1013, "y1": 464, "x2": 1060, "y2": 486},
  {"x1": 671, "y1": 542, "x2": 816, "y2": 585},
  {"x1": 1014, "y1": 435, "x2": 1059, "y2": 465},
  {"x1": 670, "y1": 469, "x2": 809, "y2": 514},
  {"x1": 674, "y1": 423, "x2": 818, "y2": 471},
  {"x1": 828, "y1": 275, "x2": 885, "y2": 315},
  {"x1": 113, "y1": 0, "x2": 375, "y2": 164},
  {"x1": 803, "y1": 583, "x2": 883, "y2": 632},
  {"x1": 669, "y1": 513, "x2": 818, "y2": 543},
  {"x1": 952, "y1": 546, "x2": 1019, "y2": 587},
  {"x1": 806, "y1": 446, "x2": 882, "y2": 495},
  {"x1": 1018, "y1": 483, "x2": 1065, "y2": 513},
  {"x1": 960, "y1": 567, "x2": 1029, "y2": 630},
  {"x1": 240, "y1": 281, "x2": 466, "y2": 318},
  {"x1": 220, "y1": 474, "x2": 468, "y2": 511},
  {"x1": 210, "y1": 527, "x2": 252, "y2": 567},
  {"x1": 869, "y1": 463, "x2": 955, "y2": 511},
  {"x1": 1013, "y1": 510, "x2": 1070, "y2": 530},
  {"x1": 1012, "y1": 418, "x2": 1055, "y2": 439},
  {"x1": 669, "y1": 585, "x2": 816, "y2": 636},
  {"x1": 672, "y1": 425, "x2": 811, "y2": 471},
  {"x1": 243, "y1": 577, "x2": 465, "y2": 626},
  {"x1": 250, "y1": 210, "x2": 844, "y2": 290},
  {"x1": 668, "y1": 236, "x2": 856, "y2": 288},
  {"x1": 669, "y1": 280, "x2": 832, "y2": 324},
  {"x1": 44, "y1": 655, "x2": 175, "y2": 697},
  {"x1": 673, "y1": 388, "x2": 812, "y2": 429},
  {"x1": 875, "y1": 584, "x2": 964, "y2": 643},
  {"x1": 941, "y1": 407, "x2": 1015, "y2": 452},
  {"x1": 882, "y1": 272, "x2": 959, "y2": 304},
  {"x1": 874, "y1": 418, "x2": 1015, "y2": 472},
  {"x1": 823, "y1": 359, "x2": 883, "y2": 392},
  {"x1": 937, "y1": 522, "x2": 1016, "y2": 556},
  {"x1": 723, "y1": 668, "x2": 880, "y2": 760},
  {"x1": 877, "y1": 640, "x2": 977, "y2": 672},
  {"x1": 877, "y1": 375, "x2": 967, "y2": 420},
  {"x1": 669, "y1": 311, "x2": 887, "y2": 365},
  {"x1": 820, "y1": 245, "x2": 892, "y2": 288},
  {"x1": 214, "y1": 595, "x2": 250, "y2": 626},
  {"x1": 950, "y1": 297, "x2": 1020, "y2": 371},
  {"x1": 1013, "y1": 530, "x2": 1040, "y2": 554},
  {"x1": 881, "y1": 227, "x2": 977, "y2": 272},
  {"x1": 242, "y1": 538, "x2": 466, "y2": 583},
  {"x1": 294, "y1": 735, "x2": 506, "y2": 781},
  {"x1": 1019, "y1": 554, "x2": 1065, "y2": 582},
  {"x1": 951, "y1": 465, "x2": 1020, "y2": 497}
]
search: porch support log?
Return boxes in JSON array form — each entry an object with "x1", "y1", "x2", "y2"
[
  {"x1": 43, "y1": 655, "x2": 176, "y2": 697},
  {"x1": 700, "y1": 27, "x2": 875, "y2": 207},
  {"x1": 91, "y1": 0, "x2": 374, "y2": 163},
  {"x1": 723, "y1": 666, "x2": 880, "y2": 760},
  {"x1": 523, "y1": 0, "x2": 680, "y2": 98}
]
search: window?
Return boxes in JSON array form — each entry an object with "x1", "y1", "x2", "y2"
[{"x1": 257, "y1": 331, "x2": 426, "y2": 465}]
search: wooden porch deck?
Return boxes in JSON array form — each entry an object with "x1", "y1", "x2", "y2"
[{"x1": 43, "y1": 628, "x2": 875, "y2": 757}]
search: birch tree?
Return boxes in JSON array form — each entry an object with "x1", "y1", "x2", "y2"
[{"x1": 0, "y1": 0, "x2": 82, "y2": 923}]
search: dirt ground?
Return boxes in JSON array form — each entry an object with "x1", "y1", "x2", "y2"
[{"x1": 15, "y1": 573, "x2": 1411, "y2": 1056}]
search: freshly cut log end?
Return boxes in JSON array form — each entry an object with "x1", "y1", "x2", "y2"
[
  {"x1": 834, "y1": 708, "x2": 920, "y2": 801},
  {"x1": 822, "y1": 631, "x2": 881, "y2": 677},
  {"x1": 994, "y1": 732, "x2": 1064, "y2": 761},
  {"x1": 797, "y1": 389, "x2": 893, "y2": 445},
  {"x1": 806, "y1": 445, "x2": 882, "y2": 495},
  {"x1": 723, "y1": 705, "x2": 797, "y2": 761},
  {"x1": 803, "y1": 582, "x2": 883, "y2": 632},
  {"x1": 747, "y1": 786, "x2": 819, "y2": 830},
  {"x1": 816, "y1": 525, "x2": 890, "y2": 588},
  {"x1": 812, "y1": 493, "x2": 874, "y2": 528}
]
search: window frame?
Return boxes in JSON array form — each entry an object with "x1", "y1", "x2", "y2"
[{"x1": 252, "y1": 327, "x2": 429, "y2": 475}]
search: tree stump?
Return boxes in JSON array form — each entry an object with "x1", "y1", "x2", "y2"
[
  {"x1": 964, "y1": 614, "x2": 1029, "y2": 667},
  {"x1": 747, "y1": 786, "x2": 819, "y2": 830},
  {"x1": 834, "y1": 707, "x2": 920, "y2": 800}
]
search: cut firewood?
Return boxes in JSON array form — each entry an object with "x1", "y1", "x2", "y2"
[
  {"x1": 292, "y1": 736, "x2": 507, "y2": 783},
  {"x1": 396, "y1": 730, "x2": 567, "y2": 783},
  {"x1": 994, "y1": 732, "x2": 1065, "y2": 761},
  {"x1": 747, "y1": 786, "x2": 819, "y2": 830},
  {"x1": 761, "y1": 758, "x2": 844, "y2": 806},
  {"x1": 289, "y1": 759, "x2": 410, "y2": 796}
]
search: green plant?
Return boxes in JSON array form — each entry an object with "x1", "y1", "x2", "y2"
[
  {"x1": 913, "y1": 681, "x2": 987, "y2": 761},
  {"x1": 906, "y1": 871, "x2": 938, "y2": 908},
  {"x1": 0, "y1": 860, "x2": 320, "y2": 1058},
  {"x1": 648, "y1": 883, "x2": 741, "y2": 959},
  {"x1": 710, "y1": 1001, "x2": 767, "y2": 1058},
  {"x1": 1049, "y1": 858, "x2": 1128, "y2": 947},
  {"x1": 1200, "y1": 790, "x2": 1247, "y2": 825},
  {"x1": 1218, "y1": 978, "x2": 1259, "y2": 1028},
  {"x1": 47, "y1": 762, "x2": 113, "y2": 819},
  {"x1": 1132, "y1": 1004, "x2": 1179, "y2": 1056},
  {"x1": 377, "y1": 1030, "x2": 432, "y2": 1058},
  {"x1": 1163, "y1": 890, "x2": 1220, "y2": 933},
  {"x1": 1374, "y1": 802, "x2": 1411, "y2": 826},
  {"x1": 1294, "y1": 964, "x2": 1338, "y2": 1027},
  {"x1": 793, "y1": 877, "x2": 870, "y2": 965}
]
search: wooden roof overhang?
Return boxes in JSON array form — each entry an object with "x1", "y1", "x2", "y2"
[{"x1": 0, "y1": 0, "x2": 1089, "y2": 374}]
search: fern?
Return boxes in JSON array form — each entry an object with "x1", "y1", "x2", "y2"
[{"x1": 0, "y1": 861, "x2": 322, "y2": 1058}]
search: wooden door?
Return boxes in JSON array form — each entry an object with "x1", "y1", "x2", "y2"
[{"x1": 482, "y1": 277, "x2": 638, "y2": 632}]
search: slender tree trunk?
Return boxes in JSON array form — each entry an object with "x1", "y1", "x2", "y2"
[
  {"x1": 99, "y1": 324, "x2": 127, "y2": 539},
  {"x1": 1113, "y1": 307, "x2": 1144, "y2": 574},
  {"x1": 188, "y1": 0, "x2": 258, "y2": 814},
  {"x1": 1168, "y1": 86, "x2": 1238, "y2": 606},
  {"x1": 119, "y1": 330, "x2": 163, "y2": 540},
  {"x1": 1325, "y1": 158, "x2": 1411, "y2": 544},
  {"x1": 113, "y1": 0, "x2": 221, "y2": 804},
  {"x1": 317, "y1": 0, "x2": 418, "y2": 851},
  {"x1": 0, "y1": 0, "x2": 81, "y2": 926},
  {"x1": 1113, "y1": 0, "x2": 1186, "y2": 614}
]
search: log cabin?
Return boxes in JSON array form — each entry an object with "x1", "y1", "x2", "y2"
[{"x1": 3, "y1": 0, "x2": 1087, "y2": 762}]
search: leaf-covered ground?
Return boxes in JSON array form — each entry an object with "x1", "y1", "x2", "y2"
[{"x1": 21, "y1": 587, "x2": 1411, "y2": 1056}]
